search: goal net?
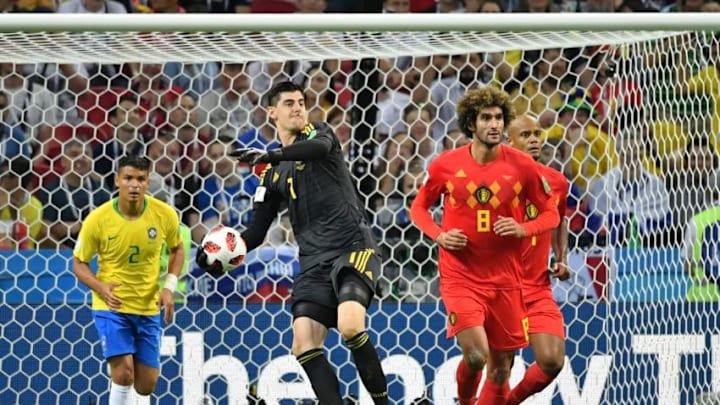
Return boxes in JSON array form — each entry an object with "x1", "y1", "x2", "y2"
[{"x1": 1, "y1": 13, "x2": 717, "y2": 405}]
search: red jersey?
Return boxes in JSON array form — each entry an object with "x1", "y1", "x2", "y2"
[
  {"x1": 522, "y1": 164, "x2": 569, "y2": 290},
  {"x1": 410, "y1": 144, "x2": 559, "y2": 288}
]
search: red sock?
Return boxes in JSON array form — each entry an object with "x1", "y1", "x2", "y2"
[
  {"x1": 506, "y1": 363, "x2": 555, "y2": 405},
  {"x1": 476, "y1": 379, "x2": 509, "y2": 405},
  {"x1": 456, "y1": 360, "x2": 482, "y2": 405}
]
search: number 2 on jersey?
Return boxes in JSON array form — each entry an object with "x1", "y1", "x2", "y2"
[{"x1": 476, "y1": 210, "x2": 491, "y2": 232}]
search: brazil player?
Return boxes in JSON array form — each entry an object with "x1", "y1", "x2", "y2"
[
  {"x1": 409, "y1": 87, "x2": 560, "y2": 405},
  {"x1": 503, "y1": 114, "x2": 570, "y2": 404},
  {"x1": 196, "y1": 81, "x2": 389, "y2": 404},
  {"x1": 73, "y1": 155, "x2": 184, "y2": 405}
]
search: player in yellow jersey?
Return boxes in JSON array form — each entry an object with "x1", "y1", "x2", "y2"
[{"x1": 73, "y1": 155, "x2": 184, "y2": 405}]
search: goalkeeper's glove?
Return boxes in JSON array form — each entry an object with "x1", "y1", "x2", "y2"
[
  {"x1": 230, "y1": 148, "x2": 282, "y2": 165},
  {"x1": 194, "y1": 246, "x2": 225, "y2": 277}
]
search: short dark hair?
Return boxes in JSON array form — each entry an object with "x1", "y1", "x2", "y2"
[
  {"x1": 117, "y1": 155, "x2": 150, "y2": 173},
  {"x1": 456, "y1": 86, "x2": 515, "y2": 139},
  {"x1": 266, "y1": 81, "x2": 305, "y2": 107}
]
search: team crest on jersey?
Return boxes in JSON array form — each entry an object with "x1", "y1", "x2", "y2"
[
  {"x1": 449, "y1": 312, "x2": 457, "y2": 326},
  {"x1": 148, "y1": 227, "x2": 158, "y2": 239},
  {"x1": 526, "y1": 203, "x2": 539, "y2": 219},
  {"x1": 295, "y1": 161, "x2": 306, "y2": 171},
  {"x1": 475, "y1": 186, "x2": 492, "y2": 204}
]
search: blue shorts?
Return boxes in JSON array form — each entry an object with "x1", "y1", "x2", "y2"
[{"x1": 92, "y1": 310, "x2": 162, "y2": 368}]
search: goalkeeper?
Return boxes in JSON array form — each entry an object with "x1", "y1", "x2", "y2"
[{"x1": 196, "y1": 81, "x2": 389, "y2": 404}]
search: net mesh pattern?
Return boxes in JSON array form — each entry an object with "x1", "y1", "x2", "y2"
[{"x1": 1, "y1": 28, "x2": 718, "y2": 405}]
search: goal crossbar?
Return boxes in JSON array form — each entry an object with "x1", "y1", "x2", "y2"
[{"x1": 0, "y1": 14, "x2": 692, "y2": 63}]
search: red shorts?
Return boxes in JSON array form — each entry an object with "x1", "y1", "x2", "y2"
[
  {"x1": 524, "y1": 287, "x2": 565, "y2": 339},
  {"x1": 441, "y1": 283, "x2": 528, "y2": 351}
]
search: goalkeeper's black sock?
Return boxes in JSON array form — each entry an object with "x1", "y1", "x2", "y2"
[
  {"x1": 345, "y1": 331, "x2": 389, "y2": 404},
  {"x1": 296, "y1": 348, "x2": 343, "y2": 405}
]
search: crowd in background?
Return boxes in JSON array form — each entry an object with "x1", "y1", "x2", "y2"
[
  {"x1": 2, "y1": 0, "x2": 720, "y2": 302},
  {"x1": 5, "y1": 0, "x2": 720, "y2": 14}
]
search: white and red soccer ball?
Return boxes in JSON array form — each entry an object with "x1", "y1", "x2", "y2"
[{"x1": 200, "y1": 225, "x2": 247, "y2": 272}]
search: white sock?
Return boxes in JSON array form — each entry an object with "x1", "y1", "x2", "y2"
[
  {"x1": 133, "y1": 387, "x2": 151, "y2": 405},
  {"x1": 109, "y1": 382, "x2": 132, "y2": 405}
]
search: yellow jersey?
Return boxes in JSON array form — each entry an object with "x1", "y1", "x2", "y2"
[
  {"x1": 0, "y1": 195, "x2": 43, "y2": 249},
  {"x1": 545, "y1": 124, "x2": 616, "y2": 190},
  {"x1": 74, "y1": 196, "x2": 181, "y2": 315}
]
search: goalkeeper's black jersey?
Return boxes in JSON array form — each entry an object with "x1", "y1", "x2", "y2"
[{"x1": 248, "y1": 122, "x2": 372, "y2": 257}]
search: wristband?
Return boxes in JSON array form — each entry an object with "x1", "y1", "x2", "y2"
[{"x1": 164, "y1": 273, "x2": 178, "y2": 293}]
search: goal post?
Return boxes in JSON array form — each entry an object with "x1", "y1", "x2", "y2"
[{"x1": 1, "y1": 13, "x2": 718, "y2": 405}]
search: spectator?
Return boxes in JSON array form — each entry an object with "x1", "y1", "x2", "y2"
[
  {"x1": 442, "y1": 128, "x2": 471, "y2": 151},
  {"x1": 162, "y1": 92, "x2": 213, "y2": 176},
  {"x1": 429, "y1": 53, "x2": 488, "y2": 138},
  {"x1": 662, "y1": 0, "x2": 706, "y2": 11},
  {"x1": 682, "y1": 194, "x2": 720, "y2": 302},
  {"x1": 508, "y1": 48, "x2": 574, "y2": 128},
  {"x1": 540, "y1": 138, "x2": 602, "y2": 247},
  {"x1": 249, "y1": 0, "x2": 295, "y2": 12},
  {"x1": 23, "y1": 63, "x2": 88, "y2": 127},
  {"x1": 302, "y1": 66, "x2": 337, "y2": 123},
  {"x1": 521, "y1": 0, "x2": 560, "y2": 12},
  {"x1": 145, "y1": 132, "x2": 200, "y2": 229},
  {"x1": 374, "y1": 68, "x2": 414, "y2": 140},
  {"x1": 238, "y1": 97, "x2": 281, "y2": 151},
  {"x1": 374, "y1": 163, "x2": 436, "y2": 302},
  {"x1": 469, "y1": 0, "x2": 504, "y2": 11},
  {"x1": 403, "y1": 103, "x2": 439, "y2": 166},
  {"x1": 198, "y1": 62, "x2": 255, "y2": 140},
  {"x1": 436, "y1": 0, "x2": 465, "y2": 11},
  {"x1": 701, "y1": 0, "x2": 720, "y2": 10},
  {"x1": 545, "y1": 92, "x2": 616, "y2": 191},
  {"x1": 294, "y1": 0, "x2": 327, "y2": 12},
  {"x1": 163, "y1": 62, "x2": 220, "y2": 99},
  {"x1": 327, "y1": 107, "x2": 353, "y2": 160},
  {"x1": 587, "y1": 128, "x2": 671, "y2": 247},
  {"x1": 149, "y1": 0, "x2": 186, "y2": 12},
  {"x1": 375, "y1": 131, "x2": 416, "y2": 200},
  {"x1": 57, "y1": 0, "x2": 127, "y2": 13},
  {"x1": 37, "y1": 139, "x2": 110, "y2": 249},
  {"x1": 0, "y1": 91, "x2": 31, "y2": 165},
  {"x1": 677, "y1": 34, "x2": 720, "y2": 140},
  {"x1": 0, "y1": 63, "x2": 59, "y2": 147},
  {"x1": 246, "y1": 60, "x2": 309, "y2": 97},
  {"x1": 383, "y1": 0, "x2": 410, "y2": 12},
  {"x1": 127, "y1": 63, "x2": 180, "y2": 132},
  {"x1": 0, "y1": 156, "x2": 42, "y2": 249},
  {"x1": 667, "y1": 136, "x2": 720, "y2": 229},
  {"x1": 1, "y1": 0, "x2": 54, "y2": 11},
  {"x1": 93, "y1": 94, "x2": 146, "y2": 190},
  {"x1": 193, "y1": 138, "x2": 259, "y2": 243},
  {"x1": 163, "y1": 93, "x2": 201, "y2": 134}
]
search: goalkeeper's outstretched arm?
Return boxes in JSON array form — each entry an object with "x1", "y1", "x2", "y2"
[
  {"x1": 232, "y1": 123, "x2": 335, "y2": 164},
  {"x1": 240, "y1": 188, "x2": 282, "y2": 252}
]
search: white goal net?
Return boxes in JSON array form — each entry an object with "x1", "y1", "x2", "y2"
[{"x1": 1, "y1": 13, "x2": 718, "y2": 405}]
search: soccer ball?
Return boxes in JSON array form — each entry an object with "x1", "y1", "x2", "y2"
[{"x1": 200, "y1": 225, "x2": 247, "y2": 272}]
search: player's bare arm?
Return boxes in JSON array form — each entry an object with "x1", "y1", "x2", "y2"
[
  {"x1": 160, "y1": 244, "x2": 184, "y2": 323},
  {"x1": 550, "y1": 217, "x2": 571, "y2": 280},
  {"x1": 72, "y1": 256, "x2": 122, "y2": 310}
]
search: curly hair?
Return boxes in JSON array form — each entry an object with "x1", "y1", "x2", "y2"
[{"x1": 456, "y1": 86, "x2": 515, "y2": 139}]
